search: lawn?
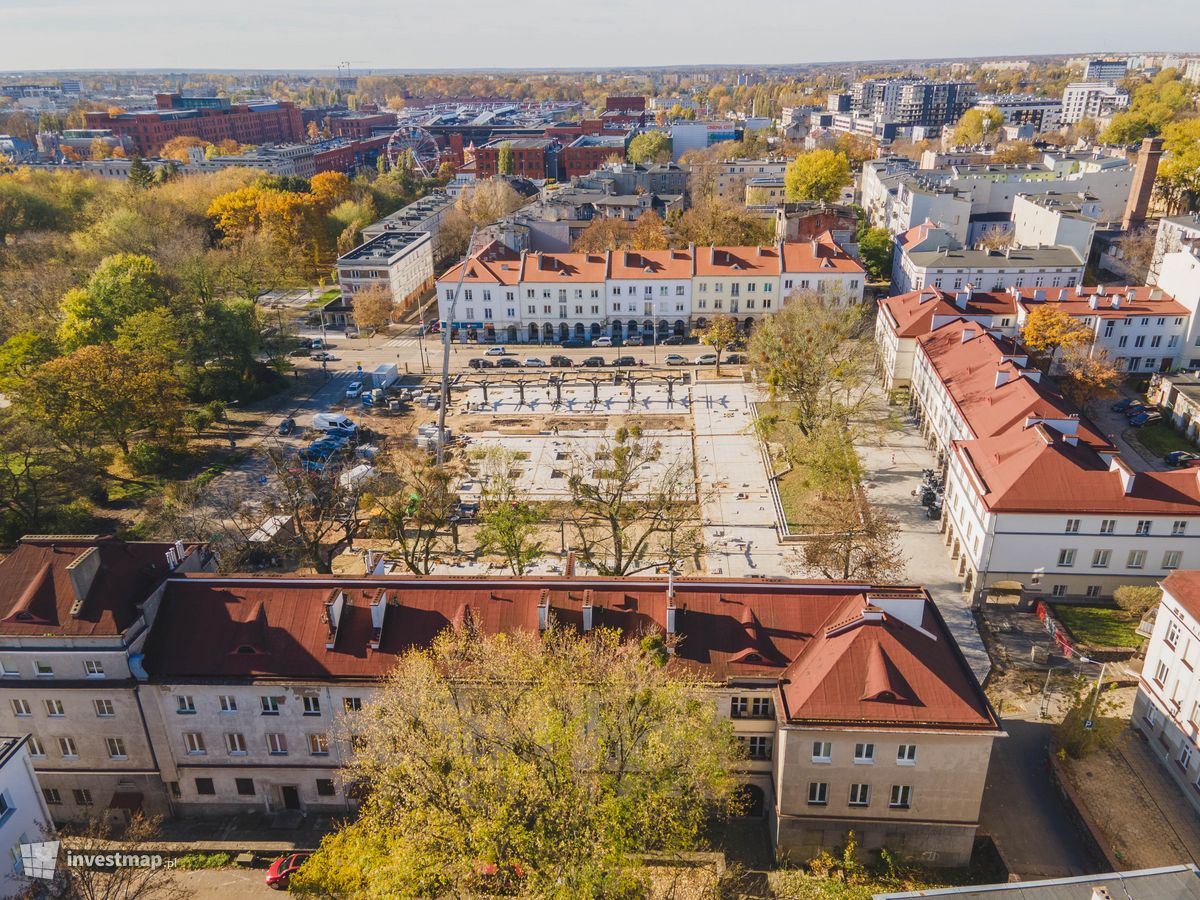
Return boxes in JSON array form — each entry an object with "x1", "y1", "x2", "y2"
[
  {"x1": 1052, "y1": 604, "x2": 1144, "y2": 649},
  {"x1": 776, "y1": 467, "x2": 821, "y2": 533},
  {"x1": 1131, "y1": 420, "x2": 1195, "y2": 457}
]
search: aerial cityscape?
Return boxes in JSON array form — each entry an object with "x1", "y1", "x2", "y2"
[{"x1": 2, "y1": 15, "x2": 1200, "y2": 899}]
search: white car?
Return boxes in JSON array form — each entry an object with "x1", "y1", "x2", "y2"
[
  {"x1": 345, "y1": 381, "x2": 363, "y2": 398},
  {"x1": 591, "y1": 336, "x2": 613, "y2": 347},
  {"x1": 522, "y1": 357, "x2": 547, "y2": 367},
  {"x1": 664, "y1": 354, "x2": 688, "y2": 366},
  {"x1": 485, "y1": 346, "x2": 508, "y2": 356},
  {"x1": 695, "y1": 353, "x2": 718, "y2": 365}
]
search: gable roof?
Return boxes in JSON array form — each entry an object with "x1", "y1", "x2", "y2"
[
  {"x1": 780, "y1": 232, "x2": 865, "y2": 275},
  {"x1": 694, "y1": 245, "x2": 781, "y2": 277},
  {"x1": 608, "y1": 248, "x2": 695, "y2": 280},
  {"x1": 0, "y1": 537, "x2": 196, "y2": 637},
  {"x1": 142, "y1": 575, "x2": 997, "y2": 732},
  {"x1": 880, "y1": 288, "x2": 1017, "y2": 338},
  {"x1": 519, "y1": 251, "x2": 608, "y2": 283},
  {"x1": 438, "y1": 240, "x2": 522, "y2": 286}
]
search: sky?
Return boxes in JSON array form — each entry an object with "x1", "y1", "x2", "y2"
[{"x1": 4, "y1": 0, "x2": 1199, "y2": 72}]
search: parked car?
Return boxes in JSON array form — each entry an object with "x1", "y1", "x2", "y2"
[
  {"x1": 497, "y1": 357, "x2": 520, "y2": 368},
  {"x1": 1130, "y1": 412, "x2": 1161, "y2": 427},
  {"x1": 1124, "y1": 404, "x2": 1149, "y2": 419},
  {"x1": 591, "y1": 336, "x2": 613, "y2": 347},
  {"x1": 309, "y1": 338, "x2": 325, "y2": 350},
  {"x1": 560, "y1": 338, "x2": 586, "y2": 348},
  {"x1": 726, "y1": 352, "x2": 745, "y2": 364},
  {"x1": 549, "y1": 355, "x2": 574, "y2": 367},
  {"x1": 1165, "y1": 450, "x2": 1200, "y2": 468},
  {"x1": 695, "y1": 353, "x2": 718, "y2": 365},
  {"x1": 266, "y1": 853, "x2": 310, "y2": 890},
  {"x1": 664, "y1": 353, "x2": 688, "y2": 366},
  {"x1": 277, "y1": 417, "x2": 295, "y2": 436},
  {"x1": 522, "y1": 357, "x2": 547, "y2": 367},
  {"x1": 310, "y1": 351, "x2": 335, "y2": 361},
  {"x1": 581, "y1": 356, "x2": 605, "y2": 368},
  {"x1": 624, "y1": 334, "x2": 644, "y2": 346},
  {"x1": 1111, "y1": 397, "x2": 1136, "y2": 412},
  {"x1": 345, "y1": 381, "x2": 363, "y2": 399},
  {"x1": 468, "y1": 358, "x2": 494, "y2": 369},
  {"x1": 661, "y1": 335, "x2": 685, "y2": 345},
  {"x1": 485, "y1": 346, "x2": 508, "y2": 356},
  {"x1": 611, "y1": 356, "x2": 635, "y2": 367}
]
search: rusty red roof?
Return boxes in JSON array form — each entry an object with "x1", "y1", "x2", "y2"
[
  {"x1": 879, "y1": 288, "x2": 1017, "y2": 338},
  {"x1": 142, "y1": 575, "x2": 997, "y2": 731}
]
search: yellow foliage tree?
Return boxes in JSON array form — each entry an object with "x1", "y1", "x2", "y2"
[
  {"x1": 160, "y1": 136, "x2": 207, "y2": 163},
  {"x1": 1021, "y1": 305, "x2": 1092, "y2": 365},
  {"x1": 309, "y1": 171, "x2": 352, "y2": 209}
]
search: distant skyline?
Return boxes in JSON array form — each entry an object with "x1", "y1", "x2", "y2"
[{"x1": 4, "y1": 0, "x2": 1199, "y2": 73}]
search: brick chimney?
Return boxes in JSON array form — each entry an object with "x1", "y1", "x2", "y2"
[{"x1": 1122, "y1": 137, "x2": 1165, "y2": 231}]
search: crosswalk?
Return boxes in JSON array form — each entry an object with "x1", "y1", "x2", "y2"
[{"x1": 382, "y1": 337, "x2": 419, "y2": 348}]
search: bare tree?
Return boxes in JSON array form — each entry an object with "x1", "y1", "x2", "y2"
[
  {"x1": 370, "y1": 449, "x2": 457, "y2": 574},
  {"x1": 476, "y1": 447, "x2": 544, "y2": 574},
  {"x1": 1115, "y1": 227, "x2": 1157, "y2": 282},
  {"x1": 977, "y1": 224, "x2": 1012, "y2": 252},
  {"x1": 565, "y1": 425, "x2": 701, "y2": 575},
  {"x1": 801, "y1": 492, "x2": 905, "y2": 581}
]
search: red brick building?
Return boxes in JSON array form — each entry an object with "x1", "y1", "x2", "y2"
[
  {"x1": 475, "y1": 137, "x2": 561, "y2": 180},
  {"x1": 84, "y1": 94, "x2": 304, "y2": 155},
  {"x1": 326, "y1": 113, "x2": 396, "y2": 140},
  {"x1": 559, "y1": 134, "x2": 630, "y2": 180}
]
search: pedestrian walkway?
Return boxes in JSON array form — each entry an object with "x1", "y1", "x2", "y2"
[{"x1": 382, "y1": 337, "x2": 418, "y2": 348}]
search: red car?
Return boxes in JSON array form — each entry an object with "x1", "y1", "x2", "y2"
[{"x1": 265, "y1": 852, "x2": 309, "y2": 890}]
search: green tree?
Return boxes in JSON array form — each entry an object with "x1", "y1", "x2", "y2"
[
  {"x1": 627, "y1": 131, "x2": 672, "y2": 164},
  {"x1": 371, "y1": 450, "x2": 458, "y2": 575},
  {"x1": 694, "y1": 314, "x2": 739, "y2": 375},
  {"x1": 784, "y1": 150, "x2": 852, "y2": 203},
  {"x1": 857, "y1": 227, "x2": 894, "y2": 282},
  {"x1": 496, "y1": 140, "x2": 515, "y2": 176},
  {"x1": 126, "y1": 155, "x2": 154, "y2": 188},
  {"x1": 476, "y1": 449, "x2": 544, "y2": 574},
  {"x1": 1113, "y1": 584, "x2": 1162, "y2": 619},
  {"x1": 0, "y1": 331, "x2": 56, "y2": 387},
  {"x1": 290, "y1": 625, "x2": 741, "y2": 899},
  {"x1": 57, "y1": 253, "x2": 168, "y2": 349}
]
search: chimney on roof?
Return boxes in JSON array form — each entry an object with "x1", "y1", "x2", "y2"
[
  {"x1": 1075, "y1": 282, "x2": 1084, "y2": 296},
  {"x1": 995, "y1": 369, "x2": 1011, "y2": 388},
  {"x1": 1150, "y1": 287, "x2": 1163, "y2": 300},
  {"x1": 368, "y1": 592, "x2": 387, "y2": 651},
  {"x1": 954, "y1": 291, "x2": 970, "y2": 309},
  {"x1": 1088, "y1": 295, "x2": 1099, "y2": 309},
  {"x1": 1092, "y1": 887, "x2": 1114, "y2": 900},
  {"x1": 1112, "y1": 294, "x2": 1122, "y2": 309},
  {"x1": 962, "y1": 327, "x2": 976, "y2": 343},
  {"x1": 65, "y1": 546, "x2": 101, "y2": 618},
  {"x1": 582, "y1": 590, "x2": 594, "y2": 632},
  {"x1": 324, "y1": 591, "x2": 346, "y2": 650},
  {"x1": 1097, "y1": 284, "x2": 1106, "y2": 296},
  {"x1": 667, "y1": 568, "x2": 676, "y2": 601},
  {"x1": 537, "y1": 590, "x2": 550, "y2": 632}
]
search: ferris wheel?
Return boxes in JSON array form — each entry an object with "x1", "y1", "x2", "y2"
[{"x1": 385, "y1": 124, "x2": 441, "y2": 177}]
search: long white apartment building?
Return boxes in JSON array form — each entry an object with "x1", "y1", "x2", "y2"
[
  {"x1": 715, "y1": 158, "x2": 790, "y2": 201},
  {"x1": 1133, "y1": 570, "x2": 1200, "y2": 816},
  {"x1": 1060, "y1": 82, "x2": 1131, "y2": 124},
  {"x1": 436, "y1": 236, "x2": 865, "y2": 344},
  {"x1": 892, "y1": 223, "x2": 1085, "y2": 295},
  {"x1": 902, "y1": 319, "x2": 1200, "y2": 599}
]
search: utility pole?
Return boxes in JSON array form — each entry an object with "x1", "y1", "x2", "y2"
[{"x1": 436, "y1": 227, "x2": 479, "y2": 465}]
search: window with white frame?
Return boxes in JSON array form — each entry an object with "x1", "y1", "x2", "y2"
[
  {"x1": 225, "y1": 732, "x2": 247, "y2": 755},
  {"x1": 1092, "y1": 549, "x2": 1111, "y2": 568},
  {"x1": 1166, "y1": 621, "x2": 1181, "y2": 647},
  {"x1": 1136, "y1": 520, "x2": 1152, "y2": 536},
  {"x1": 1100, "y1": 519, "x2": 1115, "y2": 534},
  {"x1": 183, "y1": 732, "x2": 206, "y2": 755},
  {"x1": 176, "y1": 695, "x2": 195, "y2": 714},
  {"x1": 343, "y1": 697, "x2": 362, "y2": 713},
  {"x1": 1173, "y1": 521, "x2": 1188, "y2": 536},
  {"x1": 34, "y1": 661, "x2": 52, "y2": 677},
  {"x1": 812, "y1": 741, "x2": 832, "y2": 763},
  {"x1": 1051, "y1": 584, "x2": 1067, "y2": 598},
  {"x1": 27, "y1": 737, "x2": 43, "y2": 758},
  {"x1": 219, "y1": 695, "x2": 237, "y2": 712},
  {"x1": 94, "y1": 699, "x2": 114, "y2": 717},
  {"x1": 1128, "y1": 550, "x2": 1146, "y2": 569},
  {"x1": 303, "y1": 696, "x2": 321, "y2": 716},
  {"x1": 1164, "y1": 551, "x2": 1183, "y2": 570},
  {"x1": 1154, "y1": 660, "x2": 1170, "y2": 686},
  {"x1": 309, "y1": 733, "x2": 330, "y2": 756},
  {"x1": 266, "y1": 733, "x2": 288, "y2": 755},
  {"x1": 1065, "y1": 518, "x2": 1080, "y2": 533},
  {"x1": 260, "y1": 696, "x2": 281, "y2": 715},
  {"x1": 807, "y1": 782, "x2": 829, "y2": 805},
  {"x1": 58, "y1": 737, "x2": 77, "y2": 758},
  {"x1": 849, "y1": 783, "x2": 871, "y2": 806},
  {"x1": 44, "y1": 699, "x2": 63, "y2": 717},
  {"x1": 1058, "y1": 549, "x2": 1076, "y2": 567},
  {"x1": 853, "y1": 742, "x2": 875, "y2": 763},
  {"x1": 897, "y1": 744, "x2": 917, "y2": 764},
  {"x1": 740, "y1": 736, "x2": 772, "y2": 760},
  {"x1": 890, "y1": 785, "x2": 913, "y2": 808},
  {"x1": 1086, "y1": 585, "x2": 1102, "y2": 598},
  {"x1": 83, "y1": 660, "x2": 104, "y2": 677},
  {"x1": 106, "y1": 738, "x2": 126, "y2": 760},
  {"x1": 10, "y1": 699, "x2": 30, "y2": 717}
]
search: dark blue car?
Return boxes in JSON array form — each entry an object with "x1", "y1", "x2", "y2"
[{"x1": 1111, "y1": 398, "x2": 1135, "y2": 412}]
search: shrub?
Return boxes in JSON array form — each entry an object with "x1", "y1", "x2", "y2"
[
  {"x1": 175, "y1": 852, "x2": 234, "y2": 870},
  {"x1": 126, "y1": 441, "x2": 177, "y2": 476}
]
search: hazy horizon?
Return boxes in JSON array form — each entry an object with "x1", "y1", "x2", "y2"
[{"x1": 5, "y1": 0, "x2": 1198, "y2": 73}]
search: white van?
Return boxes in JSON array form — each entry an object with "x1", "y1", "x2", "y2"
[{"x1": 312, "y1": 413, "x2": 356, "y2": 432}]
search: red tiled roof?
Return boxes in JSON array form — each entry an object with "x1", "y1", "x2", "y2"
[
  {"x1": 142, "y1": 575, "x2": 997, "y2": 731},
  {"x1": 1162, "y1": 570, "x2": 1200, "y2": 622},
  {"x1": 879, "y1": 288, "x2": 1017, "y2": 338},
  {"x1": 780, "y1": 233, "x2": 865, "y2": 275},
  {"x1": 1015, "y1": 285, "x2": 1188, "y2": 320},
  {"x1": 438, "y1": 240, "x2": 522, "y2": 286},
  {"x1": 0, "y1": 537, "x2": 195, "y2": 637},
  {"x1": 609, "y1": 248, "x2": 694, "y2": 280},
  {"x1": 519, "y1": 252, "x2": 608, "y2": 283},
  {"x1": 694, "y1": 246, "x2": 781, "y2": 277}
]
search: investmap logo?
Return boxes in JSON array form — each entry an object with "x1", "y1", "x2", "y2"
[{"x1": 19, "y1": 840, "x2": 59, "y2": 880}]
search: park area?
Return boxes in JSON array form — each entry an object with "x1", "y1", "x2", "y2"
[{"x1": 1051, "y1": 604, "x2": 1144, "y2": 649}]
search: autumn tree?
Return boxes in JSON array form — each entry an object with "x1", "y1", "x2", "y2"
[
  {"x1": 565, "y1": 424, "x2": 701, "y2": 576},
  {"x1": 348, "y1": 284, "x2": 394, "y2": 335},
  {"x1": 992, "y1": 140, "x2": 1041, "y2": 164},
  {"x1": 57, "y1": 252, "x2": 168, "y2": 349},
  {"x1": 1021, "y1": 304, "x2": 1091, "y2": 369},
  {"x1": 627, "y1": 131, "x2": 672, "y2": 164},
  {"x1": 784, "y1": 150, "x2": 851, "y2": 203},
  {"x1": 1059, "y1": 346, "x2": 1121, "y2": 412},
  {"x1": 856, "y1": 227, "x2": 893, "y2": 282},
  {"x1": 456, "y1": 177, "x2": 526, "y2": 225},
  {"x1": 694, "y1": 314, "x2": 739, "y2": 375},
  {"x1": 0, "y1": 415, "x2": 101, "y2": 542},
  {"x1": 672, "y1": 196, "x2": 772, "y2": 246},
  {"x1": 978, "y1": 224, "x2": 1013, "y2": 251},
  {"x1": 749, "y1": 293, "x2": 873, "y2": 433},
  {"x1": 1113, "y1": 584, "x2": 1163, "y2": 619},
  {"x1": 370, "y1": 450, "x2": 457, "y2": 575},
  {"x1": 36, "y1": 813, "x2": 187, "y2": 900},
  {"x1": 1156, "y1": 119, "x2": 1200, "y2": 214},
  {"x1": 952, "y1": 106, "x2": 1005, "y2": 146},
  {"x1": 290, "y1": 626, "x2": 741, "y2": 898},
  {"x1": 628, "y1": 210, "x2": 669, "y2": 249},
  {"x1": 572, "y1": 217, "x2": 634, "y2": 252},
  {"x1": 309, "y1": 171, "x2": 353, "y2": 208},
  {"x1": 802, "y1": 492, "x2": 905, "y2": 581},
  {"x1": 475, "y1": 448, "x2": 544, "y2": 574},
  {"x1": 15, "y1": 346, "x2": 186, "y2": 457},
  {"x1": 160, "y1": 135, "x2": 206, "y2": 162}
]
